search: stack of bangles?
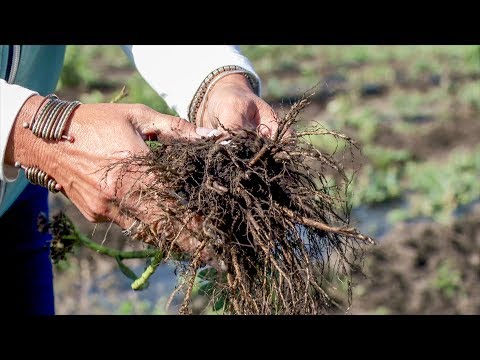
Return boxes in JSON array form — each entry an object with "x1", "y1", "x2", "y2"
[{"x1": 15, "y1": 94, "x2": 81, "y2": 193}]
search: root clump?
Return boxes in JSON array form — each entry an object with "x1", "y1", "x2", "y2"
[{"x1": 108, "y1": 96, "x2": 373, "y2": 314}]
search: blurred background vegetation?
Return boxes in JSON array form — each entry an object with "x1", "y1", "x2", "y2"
[{"x1": 52, "y1": 45, "x2": 480, "y2": 314}]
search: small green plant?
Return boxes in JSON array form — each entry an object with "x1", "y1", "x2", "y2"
[
  {"x1": 405, "y1": 147, "x2": 480, "y2": 223},
  {"x1": 349, "y1": 146, "x2": 411, "y2": 207},
  {"x1": 393, "y1": 92, "x2": 429, "y2": 120},
  {"x1": 118, "y1": 300, "x2": 134, "y2": 315},
  {"x1": 363, "y1": 145, "x2": 412, "y2": 170},
  {"x1": 326, "y1": 103, "x2": 381, "y2": 143},
  {"x1": 350, "y1": 64, "x2": 395, "y2": 88},
  {"x1": 351, "y1": 165, "x2": 404, "y2": 206},
  {"x1": 346, "y1": 108, "x2": 381, "y2": 143},
  {"x1": 117, "y1": 299, "x2": 153, "y2": 315},
  {"x1": 307, "y1": 133, "x2": 349, "y2": 154},
  {"x1": 344, "y1": 46, "x2": 371, "y2": 64},
  {"x1": 432, "y1": 261, "x2": 463, "y2": 299},
  {"x1": 411, "y1": 58, "x2": 441, "y2": 78},
  {"x1": 387, "y1": 208, "x2": 410, "y2": 224},
  {"x1": 457, "y1": 82, "x2": 480, "y2": 110}
]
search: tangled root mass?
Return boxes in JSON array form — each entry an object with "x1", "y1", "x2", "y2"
[{"x1": 111, "y1": 96, "x2": 374, "y2": 314}]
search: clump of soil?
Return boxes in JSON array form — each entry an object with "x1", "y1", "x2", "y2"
[
  {"x1": 347, "y1": 204, "x2": 480, "y2": 314},
  {"x1": 106, "y1": 97, "x2": 374, "y2": 314}
]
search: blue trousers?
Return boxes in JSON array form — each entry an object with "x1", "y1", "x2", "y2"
[{"x1": 2, "y1": 183, "x2": 54, "y2": 315}]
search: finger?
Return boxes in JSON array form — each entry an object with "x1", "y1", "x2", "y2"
[
  {"x1": 114, "y1": 174, "x2": 219, "y2": 266},
  {"x1": 170, "y1": 215, "x2": 219, "y2": 268},
  {"x1": 214, "y1": 107, "x2": 255, "y2": 133},
  {"x1": 106, "y1": 205, "x2": 140, "y2": 234},
  {"x1": 130, "y1": 105, "x2": 220, "y2": 143},
  {"x1": 134, "y1": 201, "x2": 219, "y2": 268},
  {"x1": 113, "y1": 204, "x2": 221, "y2": 270},
  {"x1": 256, "y1": 101, "x2": 282, "y2": 139}
]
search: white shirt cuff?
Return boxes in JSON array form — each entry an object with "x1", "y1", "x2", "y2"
[
  {"x1": 0, "y1": 79, "x2": 38, "y2": 182},
  {"x1": 121, "y1": 45, "x2": 261, "y2": 120}
]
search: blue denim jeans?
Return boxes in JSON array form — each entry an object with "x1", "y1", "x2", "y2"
[{"x1": 2, "y1": 183, "x2": 54, "y2": 315}]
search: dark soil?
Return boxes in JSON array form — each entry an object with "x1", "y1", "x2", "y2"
[
  {"x1": 374, "y1": 112, "x2": 480, "y2": 161},
  {"x1": 51, "y1": 46, "x2": 480, "y2": 314},
  {"x1": 347, "y1": 203, "x2": 480, "y2": 314}
]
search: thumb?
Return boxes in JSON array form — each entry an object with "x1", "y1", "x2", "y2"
[{"x1": 134, "y1": 108, "x2": 221, "y2": 142}]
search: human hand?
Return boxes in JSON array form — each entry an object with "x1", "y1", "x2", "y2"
[
  {"x1": 196, "y1": 73, "x2": 283, "y2": 139},
  {"x1": 6, "y1": 96, "x2": 219, "y2": 265}
]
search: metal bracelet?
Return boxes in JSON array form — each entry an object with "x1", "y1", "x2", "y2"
[
  {"x1": 23, "y1": 94, "x2": 80, "y2": 142},
  {"x1": 54, "y1": 100, "x2": 80, "y2": 141},
  {"x1": 41, "y1": 99, "x2": 65, "y2": 139},
  {"x1": 15, "y1": 161, "x2": 61, "y2": 193},
  {"x1": 16, "y1": 94, "x2": 82, "y2": 193},
  {"x1": 30, "y1": 95, "x2": 58, "y2": 135}
]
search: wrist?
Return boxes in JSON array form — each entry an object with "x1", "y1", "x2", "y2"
[
  {"x1": 211, "y1": 73, "x2": 255, "y2": 93},
  {"x1": 189, "y1": 65, "x2": 260, "y2": 126},
  {"x1": 5, "y1": 94, "x2": 80, "y2": 193},
  {"x1": 195, "y1": 74, "x2": 257, "y2": 128},
  {"x1": 5, "y1": 95, "x2": 49, "y2": 169}
]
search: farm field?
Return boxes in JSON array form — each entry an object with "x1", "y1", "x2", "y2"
[{"x1": 51, "y1": 45, "x2": 480, "y2": 314}]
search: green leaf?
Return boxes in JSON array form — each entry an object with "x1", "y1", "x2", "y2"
[{"x1": 213, "y1": 297, "x2": 226, "y2": 312}]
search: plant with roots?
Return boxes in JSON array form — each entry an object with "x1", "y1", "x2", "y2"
[{"x1": 44, "y1": 90, "x2": 374, "y2": 314}]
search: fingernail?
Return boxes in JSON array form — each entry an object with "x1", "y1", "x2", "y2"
[
  {"x1": 259, "y1": 127, "x2": 271, "y2": 137},
  {"x1": 207, "y1": 129, "x2": 222, "y2": 138},
  {"x1": 196, "y1": 127, "x2": 221, "y2": 138}
]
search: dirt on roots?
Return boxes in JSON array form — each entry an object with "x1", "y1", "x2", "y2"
[{"x1": 99, "y1": 96, "x2": 373, "y2": 314}]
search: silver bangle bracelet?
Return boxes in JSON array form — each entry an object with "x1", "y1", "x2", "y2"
[
  {"x1": 54, "y1": 100, "x2": 80, "y2": 141},
  {"x1": 40, "y1": 99, "x2": 65, "y2": 139},
  {"x1": 23, "y1": 94, "x2": 80, "y2": 142},
  {"x1": 15, "y1": 161, "x2": 61, "y2": 193},
  {"x1": 16, "y1": 94, "x2": 82, "y2": 193},
  {"x1": 30, "y1": 95, "x2": 58, "y2": 135}
]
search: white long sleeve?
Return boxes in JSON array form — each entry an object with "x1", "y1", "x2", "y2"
[
  {"x1": 120, "y1": 45, "x2": 261, "y2": 120},
  {"x1": 0, "y1": 79, "x2": 38, "y2": 182}
]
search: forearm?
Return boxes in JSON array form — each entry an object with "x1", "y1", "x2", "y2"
[
  {"x1": 0, "y1": 79, "x2": 42, "y2": 182},
  {"x1": 4, "y1": 95, "x2": 51, "y2": 174}
]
